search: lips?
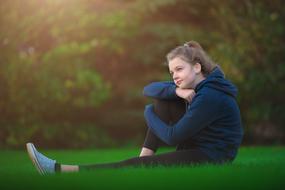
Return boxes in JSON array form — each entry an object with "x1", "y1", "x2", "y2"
[{"x1": 176, "y1": 80, "x2": 182, "y2": 85}]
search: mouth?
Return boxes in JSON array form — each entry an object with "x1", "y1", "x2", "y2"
[{"x1": 176, "y1": 80, "x2": 183, "y2": 85}]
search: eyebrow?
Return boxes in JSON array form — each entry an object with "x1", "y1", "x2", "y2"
[{"x1": 169, "y1": 66, "x2": 183, "y2": 73}]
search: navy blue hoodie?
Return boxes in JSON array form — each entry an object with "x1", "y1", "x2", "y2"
[{"x1": 143, "y1": 67, "x2": 243, "y2": 161}]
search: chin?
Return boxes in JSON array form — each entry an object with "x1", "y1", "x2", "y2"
[
  {"x1": 179, "y1": 85, "x2": 188, "y2": 89},
  {"x1": 180, "y1": 84, "x2": 192, "y2": 89}
]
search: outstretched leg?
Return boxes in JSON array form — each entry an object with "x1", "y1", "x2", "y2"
[{"x1": 80, "y1": 148, "x2": 212, "y2": 170}]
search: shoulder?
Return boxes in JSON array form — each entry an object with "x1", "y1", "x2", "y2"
[
  {"x1": 197, "y1": 86, "x2": 238, "y2": 111},
  {"x1": 196, "y1": 87, "x2": 223, "y2": 102}
]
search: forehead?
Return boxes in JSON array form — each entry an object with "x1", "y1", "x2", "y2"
[{"x1": 168, "y1": 57, "x2": 189, "y2": 71}]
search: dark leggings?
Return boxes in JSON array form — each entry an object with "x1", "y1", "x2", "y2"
[{"x1": 79, "y1": 99, "x2": 214, "y2": 170}]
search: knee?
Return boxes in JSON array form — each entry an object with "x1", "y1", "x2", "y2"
[{"x1": 152, "y1": 99, "x2": 185, "y2": 123}]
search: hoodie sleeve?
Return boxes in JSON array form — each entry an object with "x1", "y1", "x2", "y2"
[
  {"x1": 144, "y1": 92, "x2": 220, "y2": 145},
  {"x1": 143, "y1": 81, "x2": 180, "y2": 100}
]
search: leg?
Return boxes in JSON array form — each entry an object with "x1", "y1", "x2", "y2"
[
  {"x1": 80, "y1": 149, "x2": 213, "y2": 170},
  {"x1": 141, "y1": 98, "x2": 185, "y2": 154},
  {"x1": 26, "y1": 143, "x2": 215, "y2": 174}
]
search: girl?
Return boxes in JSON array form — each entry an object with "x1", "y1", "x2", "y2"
[{"x1": 26, "y1": 41, "x2": 243, "y2": 174}]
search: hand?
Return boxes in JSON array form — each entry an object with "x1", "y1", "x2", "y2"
[{"x1": 175, "y1": 88, "x2": 196, "y2": 103}]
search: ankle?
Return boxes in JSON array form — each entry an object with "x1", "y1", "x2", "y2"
[
  {"x1": 60, "y1": 164, "x2": 79, "y2": 172},
  {"x1": 139, "y1": 147, "x2": 155, "y2": 157}
]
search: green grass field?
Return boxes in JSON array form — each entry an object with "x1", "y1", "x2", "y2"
[{"x1": 0, "y1": 146, "x2": 284, "y2": 189}]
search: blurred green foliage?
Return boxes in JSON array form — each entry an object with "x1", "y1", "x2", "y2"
[{"x1": 0, "y1": 0, "x2": 284, "y2": 148}]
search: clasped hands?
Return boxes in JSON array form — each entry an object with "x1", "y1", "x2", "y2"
[{"x1": 175, "y1": 87, "x2": 196, "y2": 103}]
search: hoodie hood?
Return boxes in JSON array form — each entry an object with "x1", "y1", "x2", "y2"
[{"x1": 195, "y1": 66, "x2": 238, "y2": 98}]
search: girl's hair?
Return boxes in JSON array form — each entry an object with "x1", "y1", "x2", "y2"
[{"x1": 166, "y1": 41, "x2": 216, "y2": 76}]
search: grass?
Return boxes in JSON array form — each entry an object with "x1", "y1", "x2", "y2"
[{"x1": 0, "y1": 146, "x2": 284, "y2": 189}]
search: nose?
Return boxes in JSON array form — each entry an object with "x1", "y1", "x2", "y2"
[{"x1": 173, "y1": 72, "x2": 179, "y2": 81}]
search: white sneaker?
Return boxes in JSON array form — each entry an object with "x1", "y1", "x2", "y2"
[{"x1": 26, "y1": 143, "x2": 56, "y2": 175}]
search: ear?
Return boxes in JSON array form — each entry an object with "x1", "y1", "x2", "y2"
[{"x1": 193, "y1": 63, "x2": 202, "y2": 74}]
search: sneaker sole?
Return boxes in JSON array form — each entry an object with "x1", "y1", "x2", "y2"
[{"x1": 26, "y1": 143, "x2": 45, "y2": 175}]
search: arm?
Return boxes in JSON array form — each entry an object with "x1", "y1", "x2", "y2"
[
  {"x1": 144, "y1": 92, "x2": 220, "y2": 145},
  {"x1": 143, "y1": 81, "x2": 180, "y2": 100}
]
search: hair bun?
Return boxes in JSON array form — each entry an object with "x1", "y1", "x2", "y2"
[{"x1": 185, "y1": 41, "x2": 203, "y2": 50}]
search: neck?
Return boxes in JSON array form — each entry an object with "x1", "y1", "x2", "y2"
[{"x1": 193, "y1": 74, "x2": 205, "y2": 89}]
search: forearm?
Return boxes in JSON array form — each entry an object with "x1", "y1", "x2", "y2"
[{"x1": 143, "y1": 81, "x2": 179, "y2": 100}]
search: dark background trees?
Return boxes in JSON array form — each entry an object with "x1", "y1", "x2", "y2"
[{"x1": 0, "y1": 0, "x2": 284, "y2": 148}]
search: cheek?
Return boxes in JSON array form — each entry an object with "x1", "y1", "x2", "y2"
[
  {"x1": 180, "y1": 70, "x2": 190, "y2": 79},
  {"x1": 184, "y1": 72, "x2": 195, "y2": 82}
]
